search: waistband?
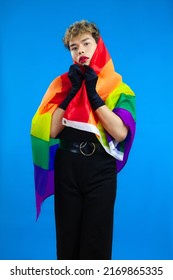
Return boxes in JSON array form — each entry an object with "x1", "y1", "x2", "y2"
[{"x1": 59, "y1": 139, "x2": 105, "y2": 156}]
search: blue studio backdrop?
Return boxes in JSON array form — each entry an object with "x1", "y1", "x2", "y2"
[{"x1": 1, "y1": 0, "x2": 173, "y2": 260}]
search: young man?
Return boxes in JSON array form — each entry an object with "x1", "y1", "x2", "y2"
[{"x1": 31, "y1": 20, "x2": 136, "y2": 260}]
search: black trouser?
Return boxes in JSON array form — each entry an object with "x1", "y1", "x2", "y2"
[{"x1": 54, "y1": 147, "x2": 117, "y2": 260}]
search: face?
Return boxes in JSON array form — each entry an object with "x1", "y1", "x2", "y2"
[{"x1": 69, "y1": 33, "x2": 97, "y2": 66}]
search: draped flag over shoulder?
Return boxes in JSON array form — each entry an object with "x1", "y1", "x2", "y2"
[{"x1": 31, "y1": 37, "x2": 136, "y2": 219}]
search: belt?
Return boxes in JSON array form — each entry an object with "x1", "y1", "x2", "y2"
[{"x1": 59, "y1": 139, "x2": 105, "y2": 156}]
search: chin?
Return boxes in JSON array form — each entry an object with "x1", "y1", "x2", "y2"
[{"x1": 82, "y1": 62, "x2": 90, "y2": 66}]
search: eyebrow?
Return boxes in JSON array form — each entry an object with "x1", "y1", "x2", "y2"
[{"x1": 69, "y1": 38, "x2": 91, "y2": 48}]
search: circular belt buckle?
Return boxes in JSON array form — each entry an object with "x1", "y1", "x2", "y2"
[{"x1": 79, "y1": 142, "x2": 96, "y2": 156}]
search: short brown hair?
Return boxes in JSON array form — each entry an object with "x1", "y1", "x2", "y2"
[{"x1": 63, "y1": 20, "x2": 100, "y2": 49}]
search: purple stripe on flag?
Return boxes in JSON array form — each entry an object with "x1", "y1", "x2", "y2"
[
  {"x1": 107, "y1": 108, "x2": 136, "y2": 172},
  {"x1": 34, "y1": 165, "x2": 54, "y2": 219}
]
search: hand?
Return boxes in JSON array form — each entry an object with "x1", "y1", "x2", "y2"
[
  {"x1": 84, "y1": 66, "x2": 105, "y2": 110},
  {"x1": 84, "y1": 65, "x2": 98, "y2": 91},
  {"x1": 68, "y1": 64, "x2": 84, "y2": 92},
  {"x1": 59, "y1": 64, "x2": 84, "y2": 110}
]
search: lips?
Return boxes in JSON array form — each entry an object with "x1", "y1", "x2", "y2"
[{"x1": 79, "y1": 56, "x2": 89, "y2": 63}]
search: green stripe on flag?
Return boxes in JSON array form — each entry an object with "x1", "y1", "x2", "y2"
[
  {"x1": 116, "y1": 93, "x2": 136, "y2": 121},
  {"x1": 106, "y1": 82, "x2": 136, "y2": 121},
  {"x1": 31, "y1": 136, "x2": 49, "y2": 169}
]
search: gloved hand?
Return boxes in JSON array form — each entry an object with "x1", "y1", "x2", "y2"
[
  {"x1": 84, "y1": 65, "x2": 105, "y2": 110},
  {"x1": 59, "y1": 64, "x2": 84, "y2": 110}
]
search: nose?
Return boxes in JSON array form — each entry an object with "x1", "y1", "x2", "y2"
[{"x1": 78, "y1": 45, "x2": 84, "y2": 54}]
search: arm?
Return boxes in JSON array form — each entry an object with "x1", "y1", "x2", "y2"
[
  {"x1": 95, "y1": 105, "x2": 128, "y2": 142},
  {"x1": 50, "y1": 107, "x2": 65, "y2": 138},
  {"x1": 84, "y1": 65, "x2": 128, "y2": 142},
  {"x1": 50, "y1": 64, "x2": 84, "y2": 138}
]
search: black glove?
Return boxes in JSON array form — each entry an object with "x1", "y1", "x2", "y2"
[
  {"x1": 84, "y1": 65, "x2": 105, "y2": 110},
  {"x1": 59, "y1": 64, "x2": 84, "y2": 110}
]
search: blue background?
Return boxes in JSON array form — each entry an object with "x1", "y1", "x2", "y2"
[{"x1": 1, "y1": 0, "x2": 173, "y2": 260}]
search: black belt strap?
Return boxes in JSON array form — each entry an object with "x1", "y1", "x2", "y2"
[{"x1": 59, "y1": 139, "x2": 105, "y2": 156}]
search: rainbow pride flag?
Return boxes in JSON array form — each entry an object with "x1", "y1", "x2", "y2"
[{"x1": 31, "y1": 37, "x2": 136, "y2": 218}]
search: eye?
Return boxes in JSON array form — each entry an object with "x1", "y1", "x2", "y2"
[
  {"x1": 84, "y1": 42, "x2": 89, "y2": 46},
  {"x1": 71, "y1": 46, "x2": 78, "y2": 51}
]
